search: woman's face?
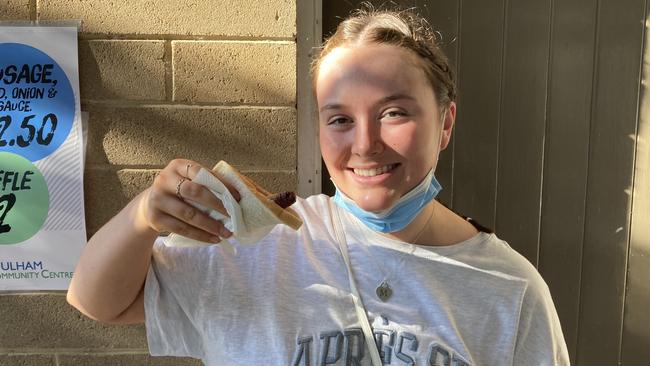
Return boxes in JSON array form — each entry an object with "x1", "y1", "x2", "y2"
[{"x1": 316, "y1": 43, "x2": 455, "y2": 212}]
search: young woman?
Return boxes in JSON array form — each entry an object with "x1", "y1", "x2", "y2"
[{"x1": 67, "y1": 7, "x2": 570, "y2": 366}]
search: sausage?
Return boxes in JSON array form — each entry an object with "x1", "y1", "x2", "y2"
[{"x1": 268, "y1": 191, "x2": 296, "y2": 209}]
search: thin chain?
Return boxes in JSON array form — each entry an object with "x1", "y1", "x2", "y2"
[
  {"x1": 411, "y1": 201, "x2": 435, "y2": 244},
  {"x1": 367, "y1": 202, "x2": 435, "y2": 285}
]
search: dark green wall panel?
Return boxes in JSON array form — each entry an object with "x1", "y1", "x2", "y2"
[
  {"x1": 451, "y1": 0, "x2": 505, "y2": 228},
  {"x1": 576, "y1": 0, "x2": 645, "y2": 363},
  {"x1": 538, "y1": 0, "x2": 598, "y2": 363},
  {"x1": 495, "y1": 0, "x2": 552, "y2": 265}
]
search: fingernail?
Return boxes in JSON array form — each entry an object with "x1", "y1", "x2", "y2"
[{"x1": 220, "y1": 228, "x2": 232, "y2": 238}]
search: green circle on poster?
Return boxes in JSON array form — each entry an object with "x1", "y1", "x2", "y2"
[{"x1": 0, "y1": 152, "x2": 49, "y2": 244}]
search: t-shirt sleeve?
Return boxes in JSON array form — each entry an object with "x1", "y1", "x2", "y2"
[
  {"x1": 512, "y1": 273, "x2": 571, "y2": 365},
  {"x1": 144, "y1": 238, "x2": 208, "y2": 359}
]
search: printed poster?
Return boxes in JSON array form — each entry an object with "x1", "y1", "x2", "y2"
[{"x1": 0, "y1": 25, "x2": 86, "y2": 290}]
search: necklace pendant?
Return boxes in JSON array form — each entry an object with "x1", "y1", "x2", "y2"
[{"x1": 376, "y1": 281, "x2": 393, "y2": 302}]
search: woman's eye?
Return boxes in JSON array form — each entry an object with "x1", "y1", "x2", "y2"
[
  {"x1": 382, "y1": 110, "x2": 407, "y2": 119},
  {"x1": 328, "y1": 117, "x2": 351, "y2": 125}
]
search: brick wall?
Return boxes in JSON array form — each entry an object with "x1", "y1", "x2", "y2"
[{"x1": 1, "y1": 1, "x2": 297, "y2": 365}]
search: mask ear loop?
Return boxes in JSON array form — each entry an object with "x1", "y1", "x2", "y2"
[{"x1": 435, "y1": 108, "x2": 447, "y2": 163}]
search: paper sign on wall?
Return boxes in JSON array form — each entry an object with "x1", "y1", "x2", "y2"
[{"x1": 0, "y1": 25, "x2": 86, "y2": 290}]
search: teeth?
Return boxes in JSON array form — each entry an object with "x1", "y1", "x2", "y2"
[{"x1": 354, "y1": 164, "x2": 396, "y2": 177}]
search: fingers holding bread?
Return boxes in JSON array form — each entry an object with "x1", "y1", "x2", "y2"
[
  {"x1": 146, "y1": 159, "x2": 302, "y2": 248},
  {"x1": 167, "y1": 159, "x2": 237, "y2": 216},
  {"x1": 171, "y1": 159, "x2": 241, "y2": 202},
  {"x1": 151, "y1": 193, "x2": 230, "y2": 243},
  {"x1": 143, "y1": 159, "x2": 237, "y2": 239}
]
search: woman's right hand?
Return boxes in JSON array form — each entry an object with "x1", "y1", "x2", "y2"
[{"x1": 138, "y1": 158, "x2": 241, "y2": 243}]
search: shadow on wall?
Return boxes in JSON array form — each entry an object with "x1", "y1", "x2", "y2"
[
  {"x1": 78, "y1": 40, "x2": 297, "y2": 165},
  {"x1": 78, "y1": 40, "x2": 167, "y2": 101},
  {"x1": 76, "y1": 34, "x2": 298, "y2": 235}
]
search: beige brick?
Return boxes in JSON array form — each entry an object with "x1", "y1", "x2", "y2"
[
  {"x1": 79, "y1": 40, "x2": 166, "y2": 101},
  {"x1": 173, "y1": 42, "x2": 295, "y2": 105},
  {"x1": 84, "y1": 168, "x2": 158, "y2": 236},
  {"x1": 38, "y1": 0, "x2": 295, "y2": 37},
  {"x1": 245, "y1": 170, "x2": 297, "y2": 193},
  {"x1": 0, "y1": 0, "x2": 30, "y2": 19},
  {"x1": 0, "y1": 355, "x2": 55, "y2": 366},
  {"x1": 84, "y1": 167, "x2": 296, "y2": 236},
  {"x1": 84, "y1": 106, "x2": 296, "y2": 169},
  {"x1": 0, "y1": 294, "x2": 147, "y2": 349},
  {"x1": 58, "y1": 354, "x2": 202, "y2": 366}
]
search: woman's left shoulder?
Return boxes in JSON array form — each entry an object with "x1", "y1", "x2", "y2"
[{"x1": 463, "y1": 233, "x2": 549, "y2": 290}]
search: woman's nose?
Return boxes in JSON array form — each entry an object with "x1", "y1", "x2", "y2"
[{"x1": 351, "y1": 120, "x2": 383, "y2": 157}]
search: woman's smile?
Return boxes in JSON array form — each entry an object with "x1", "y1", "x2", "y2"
[
  {"x1": 351, "y1": 163, "x2": 400, "y2": 177},
  {"x1": 347, "y1": 163, "x2": 401, "y2": 187}
]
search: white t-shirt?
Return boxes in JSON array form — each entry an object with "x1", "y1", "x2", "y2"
[{"x1": 145, "y1": 194, "x2": 569, "y2": 365}]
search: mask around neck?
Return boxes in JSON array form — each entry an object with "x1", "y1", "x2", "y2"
[
  {"x1": 332, "y1": 168, "x2": 442, "y2": 233},
  {"x1": 332, "y1": 109, "x2": 447, "y2": 233}
]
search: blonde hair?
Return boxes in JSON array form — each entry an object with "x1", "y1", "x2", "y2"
[{"x1": 311, "y1": 6, "x2": 456, "y2": 107}]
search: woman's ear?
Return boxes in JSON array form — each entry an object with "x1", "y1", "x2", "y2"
[{"x1": 439, "y1": 102, "x2": 456, "y2": 151}]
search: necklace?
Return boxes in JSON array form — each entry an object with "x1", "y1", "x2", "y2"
[{"x1": 374, "y1": 203, "x2": 435, "y2": 301}]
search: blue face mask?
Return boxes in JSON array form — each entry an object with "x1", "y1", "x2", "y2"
[{"x1": 332, "y1": 168, "x2": 442, "y2": 233}]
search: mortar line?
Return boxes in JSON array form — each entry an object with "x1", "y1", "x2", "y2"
[
  {"x1": 0, "y1": 291, "x2": 65, "y2": 296},
  {"x1": 164, "y1": 40, "x2": 173, "y2": 102},
  {"x1": 80, "y1": 100, "x2": 296, "y2": 109},
  {"x1": 85, "y1": 164, "x2": 297, "y2": 173},
  {"x1": 78, "y1": 34, "x2": 295, "y2": 42},
  {"x1": 30, "y1": 0, "x2": 37, "y2": 20}
]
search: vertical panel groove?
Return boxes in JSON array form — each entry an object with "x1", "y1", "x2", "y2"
[
  {"x1": 540, "y1": 0, "x2": 599, "y2": 359},
  {"x1": 576, "y1": 0, "x2": 645, "y2": 359},
  {"x1": 450, "y1": 0, "x2": 462, "y2": 209},
  {"x1": 575, "y1": 0, "x2": 601, "y2": 362},
  {"x1": 452, "y1": 0, "x2": 502, "y2": 224},
  {"x1": 493, "y1": 0, "x2": 509, "y2": 230},
  {"x1": 622, "y1": 0, "x2": 650, "y2": 360},
  {"x1": 497, "y1": 0, "x2": 552, "y2": 264},
  {"x1": 538, "y1": 0, "x2": 555, "y2": 267},
  {"x1": 619, "y1": 0, "x2": 649, "y2": 361}
]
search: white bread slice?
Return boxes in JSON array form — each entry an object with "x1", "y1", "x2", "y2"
[{"x1": 211, "y1": 161, "x2": 302, "y2": 231}]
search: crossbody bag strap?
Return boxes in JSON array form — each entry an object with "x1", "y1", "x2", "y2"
[{"x1": 329, "y1": 199, "x2": 383, "y2": 366}]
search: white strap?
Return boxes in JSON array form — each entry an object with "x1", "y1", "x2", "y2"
[{"x1": 329, "y1": 200, "x2": 383, "y2": 366}]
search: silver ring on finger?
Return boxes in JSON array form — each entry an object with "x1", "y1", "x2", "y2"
[{"x1": 176, "y1": 177, "x2": 187, "y2": 200}]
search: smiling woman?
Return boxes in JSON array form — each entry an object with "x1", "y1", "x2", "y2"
[
  {"x1": 67, "y1": 5, "x2": 570, "y2": 366},
  {"x1": 317, "y1": 44, "x2": 449, "y2": 238}
]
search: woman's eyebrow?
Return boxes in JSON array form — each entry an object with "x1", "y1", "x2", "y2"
[
  {"x1": 378, "y1": 93, "x2": 416, "y2": 104},
  {"x1": 319, "y1": 103, "x2": 344, "y2": 113},
  {"x1": 319, "y1": 94, "x2": 416, "y2": 113}
]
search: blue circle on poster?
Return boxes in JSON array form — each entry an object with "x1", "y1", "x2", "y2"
[{"x1": 0, "y1": 43, "x2": 75, "y2": 162}]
